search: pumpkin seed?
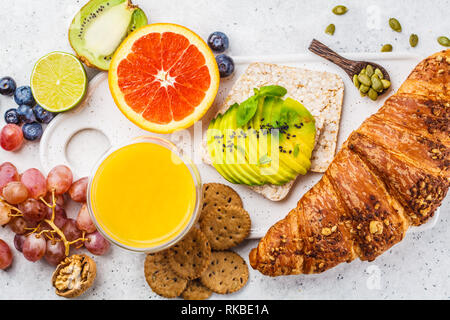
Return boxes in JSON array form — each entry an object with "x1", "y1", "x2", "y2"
[
  {"x1": 359, "y1": 84, "x2": 370, "y2": 94},
  {"x1": 371, "y1": 74, "x2": 383, "y2": 92},
  {"x1": 381, "y1": 44, "x2": 393, "y2": 52},
  {"x1": 366, "y1": 64, "x2": 374, "y2": 77},
  {"x1": 353, "y1": 74, "x2": 360, "y2": 87},
  {"x1": 332, "y1": 5, "x2": 348, "y2": 15},
  {"x1": 357, "y1": 74, "x2": 372, "y2": 87},
  {"x1": 389, "y1": 18, "x2": 402, "y2": 32},
  {"x1": 325, "y1": 24, "x2": 335, "y2": 35},
  {"x1": 437, "y1": 36, "x2": 450, "y2": 47},
  {"x1": 374, "y1": 68, "x2": 384, "y2": 79},
  {"x1": 409, "y1": 34, "x2": 419, "y2": 47},
  {"x1": 368, "y1": 88, "x2": 378, "y2": 101},
  {"x1": 381, "y1": 79, "x2": 391, "y2": 89}
]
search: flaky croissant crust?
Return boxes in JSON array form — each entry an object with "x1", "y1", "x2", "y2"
[{"x1": 250, "y1": 50, "x2": 450, "y2": 276}]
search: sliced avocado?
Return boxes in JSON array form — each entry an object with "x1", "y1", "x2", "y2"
[
  {"x1": 69, "y1": 0, "x2": 148, "y2": 70},
  {"x1": 265, "y1": 98, "x2": 308, "y2": 174},
  {"x1": 257, "y1": 128, "x2": 298, "y2": 185},
  {"x1": 207, "y1": 114, "x2": 238, "y2": 184},
  {"x1": 281, "y1": 98, "x2": 316, "y2": 157},
  {"x1": 220, "y1": 104, "x2": 264, "y2": 186},
  {"x1": 206, "y1": 87, "x2": 316, "y2": 186},
  {"x1": 249, "y1": 96, "x2": 284, "y2": 185},
  {"x1": 254, "y1": 97, "x2": 297, "y2": 185}
]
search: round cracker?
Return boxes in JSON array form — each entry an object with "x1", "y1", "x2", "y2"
[
  {"x1": 200, "y1": 183, "x2": 243, "y2": 222},
  {"x1": 181, "y1": 280, "x2": 212, "y2": 300},
  {"x1": 200, "y1": 205, "x2": 251, "y2": 250},
  {"x1": 144, "y1": 251, "x2": 187, "y2": 298},
  {"x1": 200, "y1": 251, "x2": 249, "y2": 294},
  {"x1": 169, "y1": 228, "x2": 211, "y2": 280}
]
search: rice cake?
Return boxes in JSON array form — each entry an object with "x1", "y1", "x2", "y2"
[{"x1": 203, "y1": 62, "x2": 344, "y2": 201}]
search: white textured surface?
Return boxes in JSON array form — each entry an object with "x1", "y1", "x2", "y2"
[{"x1": 0, "y1": 0, "x2": 449, "y2": 300}]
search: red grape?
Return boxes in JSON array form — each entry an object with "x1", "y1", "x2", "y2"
[
  {"x1": 68, "y1": 177, "x2": 88, "y2": 202},
  {"x1": 8, "y1": 216, "x2": 27, "y2": 234},
  {"x1": 23, "y1": 234, "x2": 46, "y2": 262},
  {"x1": 19, "y1": 198, "x2": 46, "y2": 222},
  {"x1": 20, "y1": 168, "x2": 47, "y2": 199},
  {"x1": 76, "y1": 204, "x2": 96, "y2": 233},
  {"x1": 2, "y1": 181, "x2": 28, "y2": 204},
  {"x1": 85, "y1": 231, "x2": 110, "y2": 256},
  {"x1": 47, "y1": 165, "x2": 73, "y2": 195},
  {"x1": 0, "y1": 202, "x2": 11, "y2": 226},
  {"x1": 0, "y1": 162, "x2": 19, "y2": 195},
  {"x1": 43, "y1": 192, "x2": 65, "y2": 207},
  {"x1": 0, "y1": 239, "x2": 13, "y2": 270},
  {"x1": 44, "y1": 239, "x2": 65, "y2": 266},
  {"x1": 62, "y1": 219, "x2": 82, "y2": 245},
  {"x1": 45, "y1": 204, "x2": 67, "y2": 229},
  {"x1": 26, "y1": 219, "x2": 40, "y2": 229},
  {"x1": 0, "y1": 124, "x2": 23, "y2": 152},
  {"x1": 13, "y1": 234, "x2": 26, "y2": 252}
]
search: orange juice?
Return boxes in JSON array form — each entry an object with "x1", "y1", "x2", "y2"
[{"x1": 88, "y1": 138, "x2": 199, "y2": 251}]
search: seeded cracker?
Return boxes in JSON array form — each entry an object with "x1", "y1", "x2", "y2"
[
  {"x1": 144, "y1": 251, "x2": 187, "y2": 298},
  {"x1": 181, "y1": 280, "x2": 212, "y2": 300},
  {"x1": 200, "y1": 251, "x2": 249, "y2": 294},
  {"x1": 168, "y1": 228, "x2": 211, "y2": 280},
  {"x1": 200, "y1": 205, "x2": 251, "y2": 250},
  {"x1": 203, "y1": 62, "x2": 344, "y2": 201},
  {"x1": 200, "y1": 183, "x2": 243, "y2": 222}
]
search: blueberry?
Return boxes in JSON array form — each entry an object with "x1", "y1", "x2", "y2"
[
  {"x1": 17, "y1": 105, "x2": 36, "y2": 123},
  {"x1": 14, "y1": 86, "x2": 35, "y2": 106},
  {"x1": 207, "y1": 32, "x2": 229, "y2": 53},
  {"x1": 0, "y1": 77, "x2": 17, "y2": 96},
  {"x1": 215, "y1": 54, "x2": 235, "y2": 78},
  {"x1": 4, "y1": 109, "x2": 21, "y2": 125},
  {"x1": 34, "y1": 105, "x2": 55, "y2": 124},
  {"x1": 22, "y1": 122, "x2": 43, "y2": 141}
]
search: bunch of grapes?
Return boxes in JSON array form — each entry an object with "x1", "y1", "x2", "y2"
[{"x1": 0, "y1": 162, "x2": 110, "y2": 270}]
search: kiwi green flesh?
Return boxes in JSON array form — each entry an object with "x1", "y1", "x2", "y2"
[
  {"x1": 207, "y1": 94, "x2": 316, "y2": 186},
  {"x1": 69, "y1": 0, "x2": 148, "y2": 70}
]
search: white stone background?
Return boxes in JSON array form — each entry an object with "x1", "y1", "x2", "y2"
[{"x1": 0, "y1": 0, "x2": 449, "y2": 299}]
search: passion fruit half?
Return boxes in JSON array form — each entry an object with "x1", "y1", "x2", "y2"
[{"x1": 69, "y1": 0, "x2": 148, "y2": 70}]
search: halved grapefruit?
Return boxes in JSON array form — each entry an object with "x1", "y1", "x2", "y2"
[{"x1": 109, "y1": 23, "x2": 220, "y2": 133}]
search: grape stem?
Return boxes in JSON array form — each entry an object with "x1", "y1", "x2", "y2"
[
  {"x1": 0, "y1": 197, "x2": 23, "y2": 215},
  {"x1": 3, "y1": 190, "x2": 88, "y2": 257}
]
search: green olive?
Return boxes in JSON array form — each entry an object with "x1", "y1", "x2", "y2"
[
  {"x1": 325, "y1": 24, "x2": 335, "y2": 35},
  {"x1": 371, "y1": 74, "x2": 383, "y2": 92},
  {"x1": 359, "y1": 84, "x2": 370, "y2": 94},
  {"x1": 437, "y1": 36, "x2": 450, "y2": 47},
  {"x1": 409, "y1": 34, "x2": 419, "y2": 47},
  {"x1": 366, "y1": 65, "x2": 374, "y2": 77},
  {"x1": 389, "y1": 18, "x2": 402, "y2": 32},
  {"x1": 353, "y1": 74, "x2": 360, "y2": 87},
  {"x1": 357, "y1": 74, "x2": 372, "y2": 87},
  {"x1": 368, "y1": 88, "x2": 378, "y2": 101},
  {"x1": 381, "y1": 79, "x2": 391, "y2": 89},
  {"x1": 332, "y1": 5, "x2": 348, "y2": 15},
  {"x1": 381, "y1": 44, "x2": 393, "y2": 52},
  {"x1": 374, "y1": 68, "x2": 384, "y2": 79}
]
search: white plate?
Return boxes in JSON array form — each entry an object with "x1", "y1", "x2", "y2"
[{"x1": 39, "y1": 52, "x2": 441, "y2": 238}]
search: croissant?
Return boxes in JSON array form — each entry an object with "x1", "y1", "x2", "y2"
[{"x1": 249, "y1": 50, "x2": 450, "y2": 276}]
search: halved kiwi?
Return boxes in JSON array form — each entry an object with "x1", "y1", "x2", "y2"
[{"x1": 69, "y1": 0, "x2": 148, "y2": 70}]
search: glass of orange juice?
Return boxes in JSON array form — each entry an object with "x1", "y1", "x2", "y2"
[{"x1": 87, "y1": 136, "x2": 201, "y2": 252}]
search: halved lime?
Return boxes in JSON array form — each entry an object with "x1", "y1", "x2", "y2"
[{"x1": 30, "y1": 52, "x2": 87, "y2": 112}]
